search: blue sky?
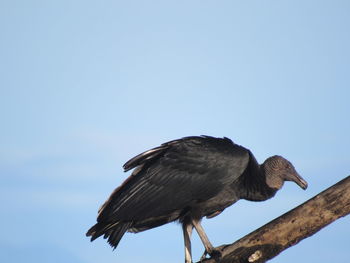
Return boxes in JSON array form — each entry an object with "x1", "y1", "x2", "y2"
[{"x1": 1, "y1": 1, "x2": 349, "y2": 262}]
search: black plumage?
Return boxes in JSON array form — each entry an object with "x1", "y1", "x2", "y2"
[{"x1": 86, "y1": 136, "x2": 307, "y2": 263}]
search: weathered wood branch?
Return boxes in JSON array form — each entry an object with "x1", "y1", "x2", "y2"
[{"x1": 198, "y1": 176, "x2": 350, "y2": 263}]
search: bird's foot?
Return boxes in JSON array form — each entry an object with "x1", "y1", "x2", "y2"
[
  {"x1": 200, "y1": 248, "x2": 222, "y2": 261},
  {"x1": 200, "y1": 250, "x2": 208, "y2": 261}
]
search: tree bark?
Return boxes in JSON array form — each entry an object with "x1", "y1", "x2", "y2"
[{"x1": 198, "y1": 176, "x2": 350, "y2": 263}]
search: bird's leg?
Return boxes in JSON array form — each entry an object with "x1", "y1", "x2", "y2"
[
  {"x1": 191, "y1": 219, "x2": 214, "y2": 258},
  {"x1": 183, "y1": 223, "x2": 193, "y2": 263}
]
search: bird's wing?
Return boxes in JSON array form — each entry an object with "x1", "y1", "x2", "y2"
[{"x1": 97, "y1": 136, "x2": 250, "y2": 222}]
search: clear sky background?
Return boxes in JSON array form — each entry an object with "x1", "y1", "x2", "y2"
[{"x1": 1, "y1": 1, "x2": 349, "y2": 263}]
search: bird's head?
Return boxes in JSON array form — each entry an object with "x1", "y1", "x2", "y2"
[{"x1": 263, "y1": 155, "x2": 308, "y2": 190}]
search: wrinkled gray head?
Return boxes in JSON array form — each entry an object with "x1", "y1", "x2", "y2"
[{"x1": 263, "y1": 155, "x2": 308, "y2": 190}]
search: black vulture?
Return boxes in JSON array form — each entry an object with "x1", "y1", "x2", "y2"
[{"x1": 86, "y1": 136, "x2": 308, "y2": 263}]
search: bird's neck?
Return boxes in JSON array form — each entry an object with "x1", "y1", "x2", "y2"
[{"x1": 238, "y1": 154, "x2": 279, "y2": 201}]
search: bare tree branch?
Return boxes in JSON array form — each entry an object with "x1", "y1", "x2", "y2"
[{"x1": 198, "y1": 176, "x2": 350, "y2": 263}]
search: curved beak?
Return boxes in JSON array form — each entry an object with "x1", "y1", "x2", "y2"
[{"x1": 292, "y1": 172, "x2": 308, "y2": 190}]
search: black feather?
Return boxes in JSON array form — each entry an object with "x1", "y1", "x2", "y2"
[{"x1": 86, "y1": 135, "x2": 307, "y2": 254}]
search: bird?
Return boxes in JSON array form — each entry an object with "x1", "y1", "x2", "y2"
[{"x1": 86, "y1": 135, "x2": 308, "y2": 263}]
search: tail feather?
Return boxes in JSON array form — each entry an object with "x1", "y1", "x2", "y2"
[
  {"x1": 86, "y1": 222, "x2": 132, "y2": 249},
  {"x1": 86, "y1": 224, "x2": 99, "y2": 240}
]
